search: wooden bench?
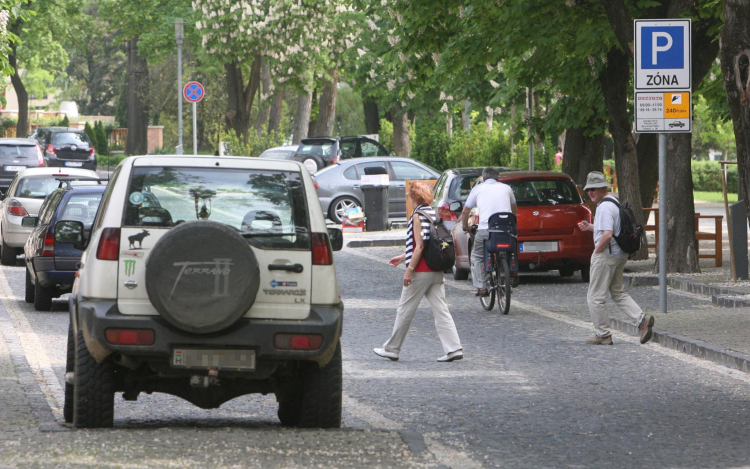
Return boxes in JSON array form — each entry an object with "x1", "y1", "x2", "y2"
[{"x1": 642, "y1": 208, "x2": 722, "y2": 266}]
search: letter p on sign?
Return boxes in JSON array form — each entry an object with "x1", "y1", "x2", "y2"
[
  {"x1": 652, "y1": 32, "x2": 673, "y2": 65},
  {"x1": 641, "y1": 26, "x2": 684, "y2": 69}
]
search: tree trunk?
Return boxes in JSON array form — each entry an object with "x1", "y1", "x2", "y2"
[
  {"x1": 636, "y1": 134, "x2": 659, "y2": 206},
  {"x1": 254, "y1": 57, "x2": 271, "y2": 137},
  {"x1": 722, "y1": 0, "x2": 750, "y2": 237},
  {"x1": 599, "y1": 47, "x2": 648, "y2": 260},
  {"x1": 294, "y1": 89, "x2": 313, "y2": 144},
  {"x1": 363, "y1": 100, "x2": 380, "y2": 134},
  {"x1": 125, "y1": 37, "x2": 148, "y2": 155},
  {"x1": 446, "y1": 113, "x2": 453, "y2": 137},
  {"x1": 268, "y1": 88, "x2": 285, "y2": 133},
  {"x1": 392, "y1": 106, "x2": 411, "y2": 157},
  {"x1": 224, "y1": 55, "x2": 262, "y2": 143},
  {"x1": 562, "y1": 125, "x2": 604, "y2": 188},
  {"x1": 8, "y1": 21, "x2": 28, "y2": 138},
  {"x1": 310, "y1": 68, "x2": 338, "y2": 137},
  {"x1": 486, "y1": 107, "x2": 494, "y2": 132},
  {"x1": 664, "y1": 134, "x2": 700, "y2": 272}
]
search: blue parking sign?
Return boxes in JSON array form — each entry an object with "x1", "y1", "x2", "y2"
[
  {"x1": 634, "y1": 20, "x2": 691, "y2": 90},
  {"x1": 641, "y1": 26, "x2": 684, "y2": 69}
]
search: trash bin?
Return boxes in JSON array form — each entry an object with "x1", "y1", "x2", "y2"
[{"x1": 361, "y1": 166, "x2": 390, "y2": 232}]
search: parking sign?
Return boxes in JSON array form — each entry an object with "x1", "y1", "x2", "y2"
[{"x1": 634, "y1": 20, "x2": 691, "y2": 90}]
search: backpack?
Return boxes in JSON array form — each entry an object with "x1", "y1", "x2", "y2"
[
  {"x1": 416, "y1": 210, "x2": 455, "y2": 271},
  {"x1": 600, "y1": 197, "x2": 645, "y2": 256}
]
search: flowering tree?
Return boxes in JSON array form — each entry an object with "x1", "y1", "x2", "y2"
[{"x1": 0, "y1": 0, "x2": 29, "y2": 81}]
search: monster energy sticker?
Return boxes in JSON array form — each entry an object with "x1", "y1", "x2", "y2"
[{"x1": 124, "y1": 259, "x2": 136, "y2": 276}]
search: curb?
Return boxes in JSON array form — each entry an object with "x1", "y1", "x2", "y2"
[
  {"x1": 347, "y1": 239, "x2": 404, "y2": 248},
  {"x1": 624, "y1": 275, "x2": 750, "y2": 308},
  {"x1": 609, "y1": 317, "x2": 750, "y2": 373}
]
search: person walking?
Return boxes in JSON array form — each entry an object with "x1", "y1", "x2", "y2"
[
  {"x1": 460, "y1": 167, "x2": 517, "y2": 296},
  {"x1": 374, "y1": 181, "x2": 463, "y2": 362},
  {"x1": 577, "y1": 171, "x2": 654, "y2": 345}
]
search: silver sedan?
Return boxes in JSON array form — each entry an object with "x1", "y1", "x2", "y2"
[{"x1": 312, "y1": 157, "x2": 440, "y2": 223}]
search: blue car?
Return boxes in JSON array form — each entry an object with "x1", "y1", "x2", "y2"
[{"x1": 23, "y1": 181, "x2": 106, "y2": 310}]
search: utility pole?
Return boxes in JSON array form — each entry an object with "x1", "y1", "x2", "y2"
[
  {"x1": 527, "y1": 87, "x2": 534, "y2": 171},
  {"x1": 174, "y1": 19, "x2": 185, "y2": 155}
]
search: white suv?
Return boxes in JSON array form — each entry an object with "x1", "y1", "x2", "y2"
[{"x1": 65, "y1": 155, "x2": 344, "y2": 428}]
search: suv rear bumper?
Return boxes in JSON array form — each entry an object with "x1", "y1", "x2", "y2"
[{"x1": 77, "y1": 300, "x2": 343, "y2": 366}]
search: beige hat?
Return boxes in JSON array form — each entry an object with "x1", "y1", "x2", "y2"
[{"x1": 583, "y1": 171, "x2": 610, "y2": 191}]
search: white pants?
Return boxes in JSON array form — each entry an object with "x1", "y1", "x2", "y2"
[
  {"x1": 383, "y1": 271, "x2": 462, "y2": 354},
  {"x1": 587, "y1": 251, "x2": 644, "y2": 337}
]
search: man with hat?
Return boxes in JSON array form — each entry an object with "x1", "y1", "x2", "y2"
[{"x1": 577, "y1": 171, "x2": 654, "y2": 345}]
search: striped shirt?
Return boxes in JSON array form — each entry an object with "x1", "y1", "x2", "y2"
[{"x1": 405, "y1": 204, "x2": 435, "y2": 268}]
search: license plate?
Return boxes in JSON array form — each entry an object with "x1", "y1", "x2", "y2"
[
  {"x1": 172, "y1": 348, "x2": 256, "y2": 371},
  {"x1": 4, "y1": 165, "x2": 25, "y2": 171},
  {"x1": 64, "y1": 161, "x2": 83, "y2": 167},
  {"x1": 520, "y1": 241, "x2": 559, "y2": 252}
]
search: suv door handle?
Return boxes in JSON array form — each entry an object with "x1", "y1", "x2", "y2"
[
  {"x1": 268, "y1": 264, "x2": 304, "y2": 273},
  {"x1": 352, "y1": 185, "x2": 360, "y2": 189}
]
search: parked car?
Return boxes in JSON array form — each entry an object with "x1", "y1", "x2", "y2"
[
  {"x1": 66, "y1": 155, "x2": 344, "y2": 428},
  {"x1": 28, "y1": 127, "x2": 97, "y2": 170},
  {"x1": 0, "y1": 138, "x2": 46, "y2": 191},
  {"x1": 312, "y1": 157, "x2": 440, "y2": 223},
  {"x1": 259, "y1": 145, "x2": 300, "y2": 160},
  {"x1": 292, "y1": 136, "x2": 392, "y2": 173},
  {"x1": 0, "y1": 167, "x2": 100, "y2": 266},
  {"x1": 23, "y1": 182, "x2": 106, "y2": 311},
  {"x1": 451, "y1": 171, "x2": 594, "y2": 281},
  {"x1": 431, "y1": 167, "x2": 517, "y2": 232}
]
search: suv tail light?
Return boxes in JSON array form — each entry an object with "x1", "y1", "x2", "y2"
[
  {"x1": 7, "y1": 199, "x2": 28, "y2": 217},
  {"x1": 45, "y1": 144, "x2": 56, "y2": 156},
  {"x1": 36, "y1": 145, "x2": 45, "y2": 166},
  {"x1": 41, "y1": 233, "x2": 55, "y2": 257},
  {"x1": 437, "y1": 201, "x2": 458, "y2": 222},
  {"x1": 274, "y1": 333, "x2": 324, "y2": 350},
  {"x1": 312, "y1": 232, "x2": 333, "y2": 265},
  {"x1": 105, "y1": 328, "x2": 155, "y2": 346},
  {"x1": 577, "y1": 206, "x2": 592, "y2": 226},
  {"x1": 96, "y1": 228, "x2": 121, "y2": 260},
  {"x1": 89, "y1": 147, "x2": 96, "y2": 157}
]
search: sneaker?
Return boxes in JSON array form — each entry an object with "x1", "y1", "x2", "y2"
[
  {"x1": 373, "y1": 348, "x2": 399, "y2": 361},
  {"x1": 586, "y1": 335, "x2": 613, "y2": 345},
  {"x1": 437, "y1": 350, "x2": 463, "y2": 362},
  {"x1": 639, "y1": 315, "x2": 655, "y2": 344}
]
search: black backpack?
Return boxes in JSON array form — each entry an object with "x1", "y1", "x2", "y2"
[
  {"x1": 416, "y1": 210, "x2": 455, "y2": 271},
  {"x1": 600, "y1": 197, "x2": 645, "y2": 256}
]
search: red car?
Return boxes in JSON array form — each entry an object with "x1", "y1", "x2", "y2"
[{"x1": 451, "y1": 171, "x2": 594, "y2": 282}]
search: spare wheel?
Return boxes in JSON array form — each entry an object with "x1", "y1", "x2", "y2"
[{"x1": 145, "y1": 221, "x2": 260, "y2": 334}]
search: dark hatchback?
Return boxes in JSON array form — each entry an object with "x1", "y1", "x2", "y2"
[
  {"x1": 29, "y1": 127, "x2": 97, "y2": 170},
  {"x1": 0, "y1": 138, "x2": 45, "y2": 191},
  {"x1": 23, "y1": 183, "x2": 105, "y2": 311},
  {"x1": 292, "y1": 136, "x2": 392, "y2": 173}
]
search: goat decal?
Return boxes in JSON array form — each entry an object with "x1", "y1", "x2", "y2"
[{"x1": 128, "y1": 230, "x2": 150, "y2": 249}]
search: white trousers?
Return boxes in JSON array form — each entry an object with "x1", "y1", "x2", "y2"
[
  {"x1": 587, "y1": 251, "x2": 644, "y2": 337},
  {"x1": 383, "y1": 271, "x2": 462, "y2": 354}
]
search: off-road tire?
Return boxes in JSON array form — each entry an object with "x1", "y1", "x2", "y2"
[
  {"x1": 298, "y1": 341, "x2": 342, "y2": 428},
  {"x1": 34, "y1": 281, "x2": 55, "y2": 311},
  {"x1": 25, "y1": 269, "x2": 35, "y2": 303},
  {"x1": 1, "y1": 238, "x2": 16, "y2": 266},
  {"x1": 73, "y1": 330, "x2": 115, "y2": 428},
  {"x1": 64, "y1": 324, "x2": 74, "y2": 423},
  {"x1": 301, "y1": 155, "x2": 324, "y2": 174}
]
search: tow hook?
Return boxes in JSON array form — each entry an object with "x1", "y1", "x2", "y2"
[{"x1": 190, "y1": 368, "x2": 220, "y2": 388}]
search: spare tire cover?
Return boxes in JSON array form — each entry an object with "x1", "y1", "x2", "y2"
[{"x1": 145, "y1": 221, "x2": 260, "y2": 334}]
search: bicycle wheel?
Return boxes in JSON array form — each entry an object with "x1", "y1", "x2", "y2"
[
  {"x1": 497, "y1": 254, "x2": 511, "y2": 315},
  {"x1": 480, "y1": 256, "x2": 496, "y2": 311}
]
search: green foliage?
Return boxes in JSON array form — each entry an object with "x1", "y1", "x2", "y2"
[
  {"x1": 412, "y1": 118, "x2": 450, "y2": 171},
  {"x1": 96, "y1": 153, "x2": 128, "y2": 169},
  {"x1": 58, "y1": 115, "x2": 69, "y2": 127},
  {"x1": 445, "y1": 125, "x2": 511, "y2": 169},
  {"x1": 336, "y1": 83, "x2": 365, "y2": 136},
  {"x1": 694, "y1": 191, "x2": 738, "y2": 204},
  {"x1": 83, "y1": 121, "x2": 95, "y2": 145},
  {"x1": 94, "y1": 121, "x2": 108, "y2": 156},
  {"x1": 691, "y1": 161, "x2": 738, "y2": 193},
  {"x1": 220, "y1": 129, "x2": 287, "y2": 158},
  {"x1": 378, "y1": 119, "x2": 393, "y2": 155}
]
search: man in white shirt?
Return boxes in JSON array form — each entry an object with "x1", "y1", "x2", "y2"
[
  {"x1": 577, "y1": 171, "x2": 653, "y2": 345},
  {"x1": 461, "y1": 167, "x2": 517, "y2": 296}
]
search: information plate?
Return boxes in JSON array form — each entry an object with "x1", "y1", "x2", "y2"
[{"x1": 635, "y1": 91, "x2": 691, "y2": 133}]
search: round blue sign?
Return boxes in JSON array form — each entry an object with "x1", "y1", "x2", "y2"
[{"x1": 183, "y1": 81, "x2": 205, "y2": 103}]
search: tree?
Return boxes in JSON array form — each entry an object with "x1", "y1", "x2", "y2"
[
  {"x1": 84, "y1": 121, "x2": 95, "y2": 145},
  {"x1": 0, "y1": 0, "x2": 31, "y2": 84},
  {"x1": 95, "y1": 121, "x2": 108, "y2": 155}
]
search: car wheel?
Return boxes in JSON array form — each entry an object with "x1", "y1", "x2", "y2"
[
  {"x1": 25, "y1": 268, "x2": 35, "y2": 303},
  {"x1": 73, "y1": 330, "x2": 114, "y2": 428},
  {"x1": 1, "y1": 237, "x2": 17, "y2": 266},
  {"x1": 581, "y1": 265, "x2": 591, "y2": 283},
  {"x1": 298, "y1": 341, "x2": 342, "y2": 429},
  {"x1": 34, "y1": 280, "x2": 56, "y2": 311},
  {"x1": 559, "y1": 267, "x2": 575, "y2": 277},
  {"x1": 329, "y1": 197, "x2": 361, "y2": 224},
  {"x1": 453, "y1": 263, "x2": 469, "y2": 281},
  {"x1": 64, "y1": 324, "x2": 75, "y2": 423},
  {"x1": 301, "y1": 155, "x2": 323, "y2": 174}
]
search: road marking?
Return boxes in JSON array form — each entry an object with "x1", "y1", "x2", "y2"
[
  {"x1": 343, "y1": 247, "x2": 750, "y2": 386},
  {"x1": 0, "y1": 266, "x2": 64, "y2": 421},
  {"x1": 345, "y1": 361, "x2": 530, "y2": 382}
]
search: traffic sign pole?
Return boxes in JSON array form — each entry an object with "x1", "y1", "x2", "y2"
[
  {"x1": 182, "y1": 81, "x2": 205, "y2": 156},
  {"x1": 192, "y1": 102, "x2": 197, "y2": 156},
  {"x1": 659, "y1": 133, "x2": 667, "y2": 314}
]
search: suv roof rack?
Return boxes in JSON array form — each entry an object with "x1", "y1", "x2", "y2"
[{"x1": 55, "y1": 177, "x2": 108, "y2": 190}]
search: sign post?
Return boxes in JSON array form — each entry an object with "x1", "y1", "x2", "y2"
[
  {"x1": 634, "y1": 19, "x2": 691, "y2": 315},
  {"x1": 183, "y1": 81, "x2": 205, "y2": 156}
]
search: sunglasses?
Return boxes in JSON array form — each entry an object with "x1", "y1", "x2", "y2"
[{"x1": 586, "y1": 188, "x2": 598, "y2": 193}]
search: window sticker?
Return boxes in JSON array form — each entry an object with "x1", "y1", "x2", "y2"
[{"x1": 129, "y1": 191, "x2": 144, "y2": 205}]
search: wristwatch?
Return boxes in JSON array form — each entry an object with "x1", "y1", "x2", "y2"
[{"x1": 407, "y1": 266, "x2": 415, "y2": 272}]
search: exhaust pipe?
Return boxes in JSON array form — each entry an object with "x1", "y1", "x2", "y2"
[{"x1": 113, "y1": 353, "x2": 138, "y2": 370}]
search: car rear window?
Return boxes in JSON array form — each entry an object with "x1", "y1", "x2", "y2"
[
  {"x1": 297, "y1": 141, "x2": 333, "y2": 157},
  {"x1": 61, "y1": 193, "x2": 102, "y2": 227},
  {"x1": 123, "y1": 166, "x2": 311, "y2": 250},
  {"x1": 261, "y1": 150, "x2": 294, "y2": 160},
  {"x1": 505, "y1": 179, "x2": 581, "y2": 206},
  {"x1": 52, "y1": 132, "x2": 90, "y2": 146},
  {"x1": 0, "y1": 145, "x2": 37, "y2": 159},
  {"x1": 15, "y1": 177, "x2": 99, "y2": 199},
  {"x1": 449, "y1": 174, "x2": 482, "y2": 201}
]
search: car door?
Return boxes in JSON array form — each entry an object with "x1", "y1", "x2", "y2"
[
  {"x1": 26, "y1": 190, "x2": 63, "y2": 274},
  {"x1": 388, "y1": 161, "x2": 437, "y2": 215}
]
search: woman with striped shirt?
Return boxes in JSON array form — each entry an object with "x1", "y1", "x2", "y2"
[{"x1": 374, "y1": 181, "x2": 463, "y2": 362}]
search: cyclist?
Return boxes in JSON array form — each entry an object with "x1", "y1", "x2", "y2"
[{"x1": 461, "y1": 167, "x2": 517, "y2": 297}]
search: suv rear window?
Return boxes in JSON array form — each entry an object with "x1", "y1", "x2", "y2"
[
  {"x1": 52, "y1": 132, "x2": 90, "y2": 146},
  {"x1": 0, "y1": 145, "x2": 37, "y2": 159},
  {"x1": 505, "y1": 179, "x2": 581, "y2": 206},
  {"x1": 123, "y1": 167, "x2": 311, "y2": 250},
  {"x1": 298, "y1": 140, "x2": 334, "y2": 157}
]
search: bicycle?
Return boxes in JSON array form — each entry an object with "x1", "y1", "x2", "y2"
[{"x1": 478, "y1": 212, "x2": 518, "y2": 315}]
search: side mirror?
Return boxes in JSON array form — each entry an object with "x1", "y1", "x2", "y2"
[
  {"x1": 55, "y1": 220, "x2": 84, "y2": 244},
  {"x1": 0, "y1": 191, "x2": 5, "y2": 201},
  {"x1": 328, "y1": 227, "x2": 343, "y2": 251},
  {"x1": 21, "y1": 216, "x2": 38, "y2": 228},
  {"x1": 449, "y1": 201, "x2": 462, "y2": 212}
]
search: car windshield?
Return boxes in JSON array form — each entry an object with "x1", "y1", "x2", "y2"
[
  {"x1": 123, "y1": 166, "x2": 310, "y2": 250},
  {"x1": 505, "y1": 179, "x2": 581, "y2": 206},
  {"x1": 60, "y1": 193, "x2": 102, "y2": 228},
  {"x1": 297, "y1": 141, "x2": 334, "y2": 157},
  {"x1": 0, "y1": 145, "x2": 37, "y2": 159},
  {"x1": 15, "y1": 177, "x2": 97, "y2": 199},
  {"x1": 52, "y1": 132, "x2": 90, "y2": 146}
]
